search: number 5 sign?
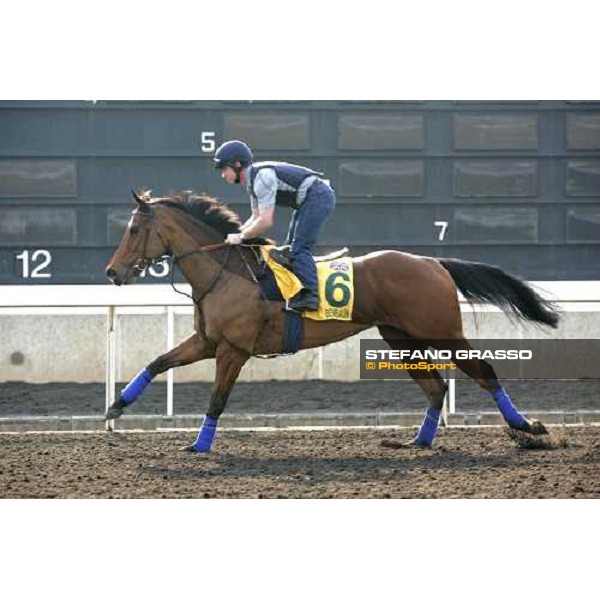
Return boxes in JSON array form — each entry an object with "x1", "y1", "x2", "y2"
[{"x1": 200, "y1": 132, "x2": 216, "y2": 153}]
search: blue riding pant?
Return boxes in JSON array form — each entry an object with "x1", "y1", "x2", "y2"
[{"x1": 285, "y1": 181, "x2": 336, "y2": 294}]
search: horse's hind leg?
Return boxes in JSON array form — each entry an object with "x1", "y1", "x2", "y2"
[
  {"x1": 106, "y1": 333, "x2": 216, "y2": 420},
  {"x1": 433, "y1": 337, "x2": 547, "y2": 435},
  {"x1": 378, "y1": 326, "x2": 448, "y2": 447}
]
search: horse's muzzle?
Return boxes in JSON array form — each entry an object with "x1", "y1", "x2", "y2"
[{"x1": 106, "y1": 268, "x2": 123, "y2": 286}]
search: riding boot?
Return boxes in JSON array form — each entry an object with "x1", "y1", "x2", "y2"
[
  {"x1": 287, "y1": 288, "x2": 319, "y2": 312},
  {"x1": 288, "y1": 248, "x2": 319, "y2": 312}
]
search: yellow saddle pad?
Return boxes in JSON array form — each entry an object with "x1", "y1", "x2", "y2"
[{"x1": 260, "y1": 246, "x2": 354, "y2": 321}]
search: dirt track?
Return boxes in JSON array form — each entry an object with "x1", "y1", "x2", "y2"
[
  {"x1": 1, "y1": 426, "x2": 598, "y2": 498},
  {"x1": 1, "y1": 379, "x2": 599, "y2": 498}
]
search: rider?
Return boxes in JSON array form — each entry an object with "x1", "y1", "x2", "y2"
[{"x1": 213, "y1": 139, "x2": 336, "y2": 312}]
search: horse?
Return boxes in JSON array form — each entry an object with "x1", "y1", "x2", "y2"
[{"x1": 105, "y1": 190, "x2": 559, "y2": 453}]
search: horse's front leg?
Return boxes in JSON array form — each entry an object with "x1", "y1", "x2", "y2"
[
  {"x1": 184, "y1": 341, "x2": 250, "y2": 453},
  {"x1": 106, "y1": 333, "x2": 216, "y2": 420}
]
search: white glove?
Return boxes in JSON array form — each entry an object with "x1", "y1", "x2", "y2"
[{"x1": 226, "y1": 233, "x2": 244, "y2": 245}]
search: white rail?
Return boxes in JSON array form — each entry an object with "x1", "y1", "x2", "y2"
[
  {"x1": 1, "y1": 282, "x2": 599, "y2": 423},
  {"x1": 3, "y1": 281, "x2": 600, "y2": 308}
]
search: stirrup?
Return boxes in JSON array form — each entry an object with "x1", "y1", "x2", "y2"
[{"x1": 286, "y1": 290, "x2": 319, "y2": 313}]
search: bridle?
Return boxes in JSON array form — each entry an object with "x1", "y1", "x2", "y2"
[{"x1": 126, "y1": 204, "x2": 263, "y2": 308}]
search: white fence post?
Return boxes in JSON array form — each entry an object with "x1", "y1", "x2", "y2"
[
  {"x1": 105, "y1": 305, "x2": 117, "y2": 431},
  {"x1": 318, "y1": 346, "x2": 324, "y2": 379},
  {"x1": 166, "y1": 306, "x2": 175, "y2": 416},
  {"x1": 441, "y1": 376, "x2": 456, "y2": 426},
  {"x1": 448, "y1": 377, "x2": 456, "y2": 413}
]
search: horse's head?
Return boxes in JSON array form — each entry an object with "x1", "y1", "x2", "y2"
[{"x1": 105, "y1": 190, "x2": 169, "y2": 285}]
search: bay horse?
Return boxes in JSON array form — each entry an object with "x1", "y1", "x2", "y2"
[{"x1": 105, "y1": 190, "x2": 559, "y2": 453}]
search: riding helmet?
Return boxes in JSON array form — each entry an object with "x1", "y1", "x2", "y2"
[{"x1": 213, "y1": 140, "x2": 254, "y2": 170}]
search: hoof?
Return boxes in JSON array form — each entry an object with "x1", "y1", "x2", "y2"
[
  {"x1": 180, "y1": 445, "x2": 211, "y2": 454},
  {"x1": 381, "y1": 437, "x2": 432, "y2": 449},
  {"x1": 106, "y1": 407, "x2": 123, "y2": 420},
  {"x1": 414, "y1": 439, "x2": 434, "y2": 448},
  {"x1": 517, "y1": 418, "x2": 548, "y2": 436},
  {"x1": 105, "y1": 399, "x2": 127, "y2": 421}
]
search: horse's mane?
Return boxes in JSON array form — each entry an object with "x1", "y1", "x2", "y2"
[
  {"x1": 154, "y1": 190, "x2": 242, "y2": 237},
  {"x1": 139, "y1": 189, "x2": 272, "y2": 244}
]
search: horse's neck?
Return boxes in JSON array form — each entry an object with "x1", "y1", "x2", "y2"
[{"x1": 167, "y1": 218, "x2": 227, "y2": 288}]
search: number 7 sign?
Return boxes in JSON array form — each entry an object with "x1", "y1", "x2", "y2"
[{"x1": 434, "y1": 221, "x2": 449, "y2": 241}]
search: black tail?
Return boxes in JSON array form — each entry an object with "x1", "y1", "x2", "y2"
[{"x1": 439, "y1": 258, "x2": 560, "y2": 329}]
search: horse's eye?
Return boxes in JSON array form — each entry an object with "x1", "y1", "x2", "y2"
[{"x1": 130, "y1": 226, "x2": 139, "y2": 235}]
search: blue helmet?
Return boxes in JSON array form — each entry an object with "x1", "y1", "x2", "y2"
[{"x1": 213, "y1": 140, "x2": 254, "y2": 170}]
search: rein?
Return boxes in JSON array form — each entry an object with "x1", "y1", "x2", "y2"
[
  {"x1": 168, "y1": 241, "x2": 264, "y2": 304},
  {"x1": 168, "y1": 242, "x2": 232, "y2": 306},
  {"x1": 175, "y1": 241, "x2": 229, "y2": 259}
]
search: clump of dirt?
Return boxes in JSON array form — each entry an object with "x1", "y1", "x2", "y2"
[{"x1": 507, "y1": 427, "x2": 570, "y2": 450}]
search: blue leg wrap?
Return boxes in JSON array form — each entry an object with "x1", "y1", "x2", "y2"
[
  {"x1": 493, "y1": 387, "x2": 527, "y2": 429},
  {"x1": 120, "y1": 369, "x2": 154, "y2": 405},
  {"x1": 192, "y1": 416, "x2": 218, "y2": 453},
  {"x1": 415, "y1": 407, "x2": 441, "y2": 447}
]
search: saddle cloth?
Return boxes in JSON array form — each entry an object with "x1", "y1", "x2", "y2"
[{"x1": 259, "y1": 245, "x2": 354, "y2": 321}]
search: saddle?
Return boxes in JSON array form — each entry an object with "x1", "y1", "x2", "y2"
[{"x1": 268, "y1": 245, "x2": 350, "y2": 271}]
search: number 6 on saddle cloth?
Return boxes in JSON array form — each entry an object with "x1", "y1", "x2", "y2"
[{"x1": 258, "y1": 244, "x2": 354, "y2": 322}]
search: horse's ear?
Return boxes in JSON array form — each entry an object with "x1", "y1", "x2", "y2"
[{"x1": 131, "y1": 189, "x2": 145, "y2": 207}]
